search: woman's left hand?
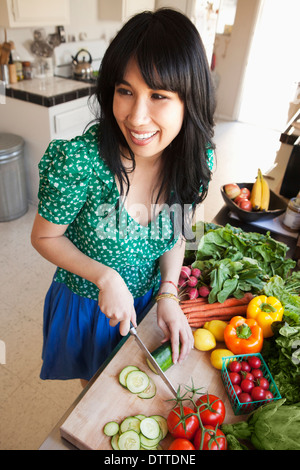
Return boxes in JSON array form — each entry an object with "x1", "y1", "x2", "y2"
[{"x1": 156, "y1": 298, "x2": 194, "y2": 364}]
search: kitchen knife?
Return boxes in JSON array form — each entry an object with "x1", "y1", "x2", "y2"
[{"x1": 129, "y1": 322, "x2": 177, "y2": 397}]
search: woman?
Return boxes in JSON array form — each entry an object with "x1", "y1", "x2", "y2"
[{"x1": 31, "y1": 9, "x2": 215, "y2": 385}]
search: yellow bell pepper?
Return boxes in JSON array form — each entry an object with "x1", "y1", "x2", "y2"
[{"x1": 246, "y1": 295, "x2": 284, "y2": 338}]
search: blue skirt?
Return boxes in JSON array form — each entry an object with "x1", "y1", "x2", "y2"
[{"x1": 40, "y1": 279, "x2": 154, "y2": 381}]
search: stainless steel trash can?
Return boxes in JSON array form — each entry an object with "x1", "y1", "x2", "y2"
[{"x1": 0, "y1": 133, "x2": 28, "y2": 222}]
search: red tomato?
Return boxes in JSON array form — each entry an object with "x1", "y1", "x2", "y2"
[
  {"x1": 239, "y1": 392, "x2": 252, "y2": 403},
  {"x1": 251, "y1": 368, "x2": 263, "y2": 379},
  {"x1": 251, "y1": 386, "x2": 266, "y2": 401},
  {"x1": 228, "y1": 372, "x2": 241, "y2": 385},
  {"x1": 247, "y1": 356, "x2": 261, "y2": 369},
  {"x1": 241, "y1": 379, "x2": 254, "y2": 393},
  {"x1": 265, "y1": 390, "x2": 273, "y2": 400},
  {"x1": 233, "y1": 385, "x2": 242, "y2": 396},
  {"x1": 167, "y1": 406, "x2": 199, "y2": 440},
  {"x1": 228, "y1": 360, "x2": 242, "y2": 373},
  {"x1": 257, "y1": 377, "x2": 269, "y2": 390},
  {"x1": 195, "y1": 394, "x2": 225, "y2": 427},
  {"x1": 241, "y1": 372, "x2": 254, "y2": 381},
  {"x1": 241, "y1": 361, "x2": 251, "y2": 372},
  {"x1": 194, "y1": 425, "x2": 227, "y2": 450},
  {"x1": 168, "y1": 438, "x2": 195, "y2": 450}
]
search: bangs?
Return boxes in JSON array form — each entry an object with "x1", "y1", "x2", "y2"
[{"x1": 134, "y1": 38, "x2": 187, "y2": 97}]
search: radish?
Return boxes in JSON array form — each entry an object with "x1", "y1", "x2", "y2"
[
  {"x1": 178, "y1": 277, "x2": 187, "y2": 288},
  {"x1": 186, "y1": 287, "x2": 199, "y2": 300},
  {"x1": 180, "y1": 266, "x2": 191, "y2": 279},
  {"x1": 191, "y1": 268, "x2": 201, "y2": 278},
  {"x1": 187, "y1": 276, "x2": 198, "y2": 287},
  {"x1": 198, "y1": 285, "x2": 210, "y2": 297}
]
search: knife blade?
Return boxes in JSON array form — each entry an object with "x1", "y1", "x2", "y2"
[{"x1": 129, "y1": 323, "x2": 177, "y2": 397}]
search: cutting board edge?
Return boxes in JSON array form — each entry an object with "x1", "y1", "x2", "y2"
[{"x1": 60, "y1": 425, "x2": 95, "y2": 450}]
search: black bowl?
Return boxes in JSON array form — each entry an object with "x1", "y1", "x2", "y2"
[{"x1": 220, "y1": 183, "x2": 287, "y2": 223}]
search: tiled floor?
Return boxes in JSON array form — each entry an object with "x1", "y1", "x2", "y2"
[{"x1": 0, "y1": 120, "x2": 281, "y2": 450}]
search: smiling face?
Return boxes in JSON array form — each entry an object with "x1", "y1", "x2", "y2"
[{"x1": 113, "y1": 58, "x2": 185, "y2": 162}]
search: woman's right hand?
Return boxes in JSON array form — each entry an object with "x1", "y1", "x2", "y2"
[{"x1": 98, "y1": 269, "x2": 136, "y2": 336}]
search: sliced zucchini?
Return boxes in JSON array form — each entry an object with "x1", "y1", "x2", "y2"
[
  {"x1": 103, "y1": 421, "x2": 119, "y2": 437},
  {"x1": 126, "y1": 370, "x2": 150, "y2": 394},
  {"x1": 120, "y1": 416, "x2": 141, "y2": 434},
  {"x1": 119, "y1": 365, "x2": 139, "y2": 387},
  {"x1": 134, "y1": 414, "x2": 147, "y2": 421},
  {"x1": 140, "y1": 417, "x2": 160, "y2": 440},
  {"x1": 118, "y1": 430, "x2": 140, "y2": 450},
  {"x1": 149, "y1": 415, "x2": 168, "y2": 439},
  {"x1": 111, "y1": 433, "x2": 120, "y2": 450},
  {"x1": 138, "y1": 378, "x2": 156, "y2": 399},
  {"x1": 140, "y1": 431, "x2": 162, "y2": 449}
]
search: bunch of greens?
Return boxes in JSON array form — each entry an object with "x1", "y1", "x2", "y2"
[
  {"x1": 263, "y1": 274, "x2": 300, "y2": 324},
  {"x1": 193, "y1": 257, "x2": 266, "y2": 304},
  {"x1": 194, "y1": 223, "x2": 295, "y2": 278},
  {"x1": 186, "y1": 223, "x2": 296, "y2": 303},
  {"x1": 221, "y1": 399, "x2": 300, "y2": 450},
  {"x1": 262, "y1": 321, "x2": 300, "y2": 404}
]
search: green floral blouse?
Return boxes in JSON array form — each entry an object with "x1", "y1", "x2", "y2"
[{"x1": 38, "y1": 124, "x2": 214, "y2": 301}]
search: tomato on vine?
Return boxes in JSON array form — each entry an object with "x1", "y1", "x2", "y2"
[
  {"x1": 168, "y1": 438, "x2": 195, "y2": 450},
  {"x1": 194, "y1": 425, "x2": 227, "y2": 450},
  {"x1": 167, "y1": 406, "x2": 199, "y2": 440},
  {"x1": 195, "y1": 394, "x2": 226, "y2": 427}
]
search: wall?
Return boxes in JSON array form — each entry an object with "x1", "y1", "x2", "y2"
[{"x1": 213, "y1": 0, "x2": 261, "y2": 120}]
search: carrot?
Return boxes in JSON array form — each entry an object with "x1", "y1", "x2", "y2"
[
  {"x1": 180, "y1": 294, "x2": 253, "y2": 313},
  {"x1": 184, "y1": 304, "x2": 248, "y2": 319},
  {"x1": 179, "y1": 298, "x2": 208, "y2": 306},
  {"x1": 181, "y1": 292, "x2": 253, "y2": 306}
]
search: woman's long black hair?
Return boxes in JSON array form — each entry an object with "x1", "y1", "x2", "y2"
[{"x1": 94, "y1": 8, "x2": 216, "y2": 235}]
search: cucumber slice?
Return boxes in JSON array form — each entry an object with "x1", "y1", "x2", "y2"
[
  {"x1": 103, "y1": 421, "x2": 119, "y2": 437},
  {"x1": 140, "y1": 417, "x2": 160, "y2": 440},
  {"x1": 150, "y1": 415, "x2": 168, "y2": 439},
  {"x1": 126, "y1": 370, "x2": 150, "y2": 394},
  {"x1": 138, "y1": 378, "x2": 156, "y2": 399},
  {"x1": 119, "y1": 365, "x2": 139, "y2": 387},
  {"x1": 111, "y1": 433, "x2": 120, "y2": 450},
  {"x1": 120, "y1": 416, "x2": 141, "y2": 434},
  {"x1": 134, "y1": 414, "x2": 147, "y2": 421},
  {"x1": 147, "y1": 341, "x2": 180, "y2": 373},
  {"x1": 118, "y1": 430, "x2": 140, "y2": 450},
  {"x1": 140, "y1": 431, "x2": 162, "y2": 448}
]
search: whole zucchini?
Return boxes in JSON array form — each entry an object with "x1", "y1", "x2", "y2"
[{"x1": 147, "y1": 341, "x2": 180, "y2": 373}]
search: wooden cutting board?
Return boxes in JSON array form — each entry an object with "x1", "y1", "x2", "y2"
[{"x1": 60, "y1": 305, "x2": 243, "y2": 450}]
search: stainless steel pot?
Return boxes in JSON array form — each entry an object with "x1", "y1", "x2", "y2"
[{"x1": 71, "y1": 49, "x2": 93, "y2": 80}]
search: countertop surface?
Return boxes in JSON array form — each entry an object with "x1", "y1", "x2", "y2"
[{"x1": 6, "y1": 76, "x2": 95, "y2": 107}]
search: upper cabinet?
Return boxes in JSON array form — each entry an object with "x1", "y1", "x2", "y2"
[
  {"x1": 0, "y1": 0, "x2": 70, "y2": 28},
  {"x1": 99, "y1": 0, "x2": 155, "y2": 23}
]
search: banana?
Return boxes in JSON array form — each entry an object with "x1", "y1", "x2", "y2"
[
  {"x1": 260, "y1": 171, "x2": 270, "y2": 211},
  {"x1": 250, "y1": 169, "x2": 262, "y2": 210}
]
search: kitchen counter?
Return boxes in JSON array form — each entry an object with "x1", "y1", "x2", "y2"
[
  {"x1": 6, "y1": 76, "x2": 95, "y2": 107},
  {"x1": 38, "y1": 207, "x2": 299, "y2": 451}
]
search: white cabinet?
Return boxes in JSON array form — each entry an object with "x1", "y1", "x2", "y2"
[
  {"x1": 0, "y1": 0, "x2": 70, "y2": 27},
  {"x1": 99, "y1": 0, "x2": 155, "y2": 22}
]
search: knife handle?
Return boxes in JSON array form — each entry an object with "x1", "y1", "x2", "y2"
[{"x1": 129, "y1": 321, "x2": 137, "y2": 335}]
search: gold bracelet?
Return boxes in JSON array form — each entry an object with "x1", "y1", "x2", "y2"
[{"x1": 155, "y1": 292, "x2": 180, "y2": 303}]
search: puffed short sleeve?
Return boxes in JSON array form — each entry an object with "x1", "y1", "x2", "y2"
[{"x1": 38, "y1": 138, "x2": 92, "y2": 225}]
